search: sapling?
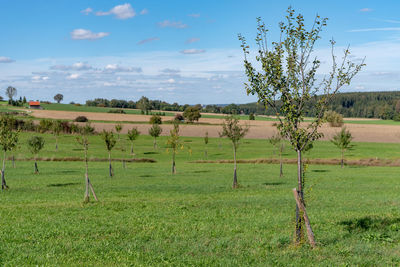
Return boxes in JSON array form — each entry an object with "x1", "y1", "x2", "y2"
[
  {"x1": 0, "y1": 116, "x2": 19, "y2": 190},
  {"x1": 101, "y1": 130, "x2": 117, "y2": 177},
  {"x1": 220, "y1": 115, "x2": 249, "y2": 188},
  {"x1": 27, "y1": 136, "x2": 45, "y2": 174},
  {"x1": 149, "y1": 124, "x2": 162, "y2": 149},
  {"x1": 76, "y1": 123, "x2": 98, "y2": 202},
  {"x1": 166, "y1": 122, "x2": 183, "y2": 174},
  {"x1": 204, "y1": 131, "x2": 209, "y2": 158},
  {"x1": 127, "y1": 128, "x2": 140, "y2": 155},
  {"x1": 331, "y1": 127, "x2": 353, "y2": 168}
]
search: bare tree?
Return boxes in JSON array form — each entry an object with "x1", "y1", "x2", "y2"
[
  {"x1": 5, "y1": 86, "x2": 17, "y2": 103},
  {"x1": 167, "y1": 122, "x2": 182, "y2": 174}
]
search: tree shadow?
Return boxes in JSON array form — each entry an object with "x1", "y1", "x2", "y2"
[
  {"x1": 143, "y1": 152, "x2": 159, "y2": 155},
  {"x1": 72, "y1": 148, "x2": 83, "y2": 151},
  {"x1": 262, "y1": 182, "x2": 284, "y2": 186},
  {"x1": 192, "y1": 170, "x2": 211, "y2": 173},
  {"x1": 139, "y1": 174, "x2": 154, "y2": 178},
  {"x1": 311, "y1": 169, "x2": 330, "y2": 173},
  {"x1": 47, "y1": 182, "x2": 80, "y2": 187},
  {"x1": 339, "y1": 216, "x2": 400, "y2": 232}
]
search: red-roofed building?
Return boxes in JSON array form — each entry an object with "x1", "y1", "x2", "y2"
[{"x1": 29, "y1": 101, "x2": 42, "y2": 109}]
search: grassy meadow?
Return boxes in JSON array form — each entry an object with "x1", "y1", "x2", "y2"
[{"x1": 1, "y1": 131, "x2": 400, "y2": 265}]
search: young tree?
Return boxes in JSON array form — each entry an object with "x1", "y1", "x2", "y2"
[
  {"x1": 76, "y1": 123, "x2": 98, "y2": 202},
  {"x1": 0, "y1": 116, "x2": 19, "y2": 190},
  {"x1": 183, "y1": 106, "x2": 202, "y2": 123},
  {"x1": 166, "y1": 122, "x2": 183, "y2": 174},
  {"x1": 149, "y1": 124, "x2": 162, "y2": 149},
  {"x1": 127, "y1": 128, "x2": 140, "y2": 155},
  {"x1": 239, "y1": 8, "x2": 364, "y2": 244},
  {"x1": 115, "y1": 123, "x2": 123, "y2": 140},
  {"x1": 5, "y1": 86, "x2": 17, "y2": 103},
  {"x1": 101, "y1": 130, "x2": 117, "y2": 177},
  {"x1": 269, "y1": 133, "x2": 284, "y2": 177},
  {"x1": 54, "y1": 93, "x2": 64, "y2": 103},
  {"x1": 27, "y1": 136, "x2": 45, "y2": 174},
  {"x1": 220, "y1": 116, "x2": 249, "y2": 188},
  {"x1": 149, "y1": 115, "x2": 162, "y2": 125},
  {"x1": 331, "y1": 127, "x2": 353, "y2": 168},
  {"x1": 52, "y1": 120, "x2": 63, "y2": 151},
  {"x1": 204, "y1": 131, "x2": 209, "y2": 158}
]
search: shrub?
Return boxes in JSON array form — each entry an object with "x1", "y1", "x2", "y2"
[
  {"x1": 249, "y1": 113, "x2": 255, "y2": 120},
  {"x1": 324, "y1": 110, "x2": 343, "y2": 127},
  {"x1": 74, "y1": 103, "x2": 82, "y2": 107},
  {"x1": 174, "y1": 114, "x2": 184, "y2": 122},
  {"x1": 97, "y1": 103, "x2": 106, "y2": 107},
  {"x1": 183, "y1": 106, "x2": 201, "y2": 123},
  {"x1": 39, "y1": 119, "x2": 54, "y2": 133},
  {"x1": 149, "y1": 115, "x2": 162, "y2": 124},
  {"x1": 75, "y1": 116, "x2": 88, "y2": 122}
]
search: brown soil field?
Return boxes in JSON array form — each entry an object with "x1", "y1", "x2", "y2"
[{"x1": 29, "y1": 109, "x2": 400, "y2": 143}]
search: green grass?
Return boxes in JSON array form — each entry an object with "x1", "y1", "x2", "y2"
[{"x1": 2, "y1": 132, "x2": 400, "y2": 265}]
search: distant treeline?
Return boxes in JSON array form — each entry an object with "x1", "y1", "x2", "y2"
[{"x1": 85, "y1": 91, "x2": 400, "y2": 119}]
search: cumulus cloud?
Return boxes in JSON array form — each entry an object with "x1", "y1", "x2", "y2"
[
  {"x1": 186, "y1": 38, "x2": 200, "y2": 44},
  {"x1": 137, "y1": 37, "x2": 159, "y2": 45},
  {"x1": 50, "y1": 62, "x2": 93, "y2": 71},
  {"x1": 180, "y1": 49, "x2": 206, "y2": 54},
  {"x1": 158, "y1": 20, "x2": 188, "y2": 29},
  {"x1": 140, "y1": 8, "x2": 148, "y2": 15},
  {"x1": 81, "y1": 8, "x2": 93, "y2": 15},
  {"x1": 103, "y1": 64, "x2": 142, "y2": 73},
  {"x1": 71, "y1": 29, "x2": 109, "y2": 40},
  {"x1": 0, "y1": 56, "x2": 15, "y2": 63},
  {"x1": 360, "y1": 8, "x2": 373, "y2": 12},
  {"x1": 96, "y1": 3, "x2": 135, "y2": 19},
  {"x1": 67, "y1": 73, "x2": 80, "y2": 80},
  {"x1": 188, "y1": 14, "x2": 200, "y2": 18}
]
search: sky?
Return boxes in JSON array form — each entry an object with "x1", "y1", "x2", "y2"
[{"x1": 1, "y1": 0, "x2": 400, "y2": 104}]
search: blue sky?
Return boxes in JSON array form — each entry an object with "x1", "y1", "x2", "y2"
[{"x1": 1, "y1": 0, "x2": 400, "y2": 104}]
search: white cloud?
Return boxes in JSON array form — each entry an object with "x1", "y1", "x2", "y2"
[
  {"x1": 188, "y1": 14, "x2": 200, "y2": 18},
  {"x1": 71, "y1": 29, "x2": 109, "y2": 40},
  {"x1": 32, "y1": 75, "x2": 49, "y2": 82},
  {"x1": 67, "y1": 73, "x2": 80, "y2": 80},
  {"x1": 96, "y1": 3, "x2": 135, "y2": 19},
  {"x1": 348, "y1": 27, "x2": 400, "y2": 32},
  {"x1": 137, "y1": 37, "x2": 159, "y2": 45},
  {"x1": 180, "y1": 49, "x2": 206, "y2": 54},
  {"x1": 140, "y1": 9, "x2": 148, "y2": 15},
  {"x1": 158, "y1": 20, "x2": 188, "y2": 29},
  {"x1": 186, "y1": 38, "x2": 200, "y2": 44},
  {"x1": 0, "y1": 56, "x2": 15, "y2": 63},
  {"x1": 167, "y1": 78, "x2": 175, "y2": 84},
  {"x1": 104, "y1": 64, "x2": 142, "y2": 73},
  {"x1": 360, "y1": 8, "x2": 373, "y2": 12},
  {"x1": 50, "y1": 62, "x2": 93, "y2": 71},
  {"x1": 81, "y1": 8, "x2": 93, "y2": 15}
]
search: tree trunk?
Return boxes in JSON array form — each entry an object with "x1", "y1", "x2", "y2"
[
  {"x1": 172, "y1": 151, "x2": 176, "y2": 174},
  {"x1": 34, "y1": 156, "x2": 39, "y2": 174},
  {"x1": 341, "y1": 149, "x2": 344, "y2": 168},
  {"x1": 1, "y1": 151, "x2": 8, "y2": 190},
  {"x1": 12, "y1": 154, "x2": 15, "y2": 168},
  {"x1": 131, "y1": 143, "x2": 134, "y2": 155},
  {"x1": 293, "y1": 188, "x2": 316, "y2": 248},
  {"x1": 232, "y1": 146, "x2": 238, "y2": 188},
  {"x1": 109, "y1": 151, "x2": 113, "y2": 177},
  {"x1": 122, "y1": 160, "x2": 126, "y2": 169},
  {"x1": 55, "y1": 137, "x2": 58, "y2": 152},
  {"x1": 153, "y1": 138, "x2": 157, "y2": 149},
  {"x1": 279, "y1": 145, "x2": 283, "y2": 177},
  {"x1": 83, "y1": 145, "x2": 98, "y2": 202},
  {"x1": 205, "y1": 149, "x2": 207, "y2": 159},
  {"x1": 295, "y1": 149, "x2": 304, "y2": 243}
]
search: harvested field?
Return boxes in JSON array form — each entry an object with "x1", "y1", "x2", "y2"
[{"x1": 29, "y1": 109, "x2": 400, "y2": 143}]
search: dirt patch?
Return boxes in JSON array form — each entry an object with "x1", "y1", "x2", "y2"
[{"x1": 28, "y1": 109, "x2": 400, "y2": 143}]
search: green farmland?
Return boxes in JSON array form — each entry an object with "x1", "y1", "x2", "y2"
[{"x1": 1, "y1": 132, "x2": 400, "y2": 265}]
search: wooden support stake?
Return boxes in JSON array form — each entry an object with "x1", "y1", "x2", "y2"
[{"x1": 292, "y1": 188, "x2": 316, "y2": 248}]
